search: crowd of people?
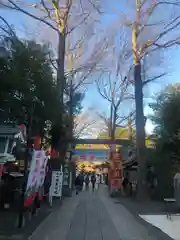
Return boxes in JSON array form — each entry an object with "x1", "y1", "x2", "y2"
[{"x1": 75, "y1": 173, "x2": 101, "y2": 195}]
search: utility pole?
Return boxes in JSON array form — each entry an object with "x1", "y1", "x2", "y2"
[{"x1": 132, "y1": 0, "x2": 147, "y2": 199}]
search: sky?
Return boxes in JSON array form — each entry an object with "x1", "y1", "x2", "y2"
[{"x1": 1, "y1": 1, "x2": 180, "y2": 135}]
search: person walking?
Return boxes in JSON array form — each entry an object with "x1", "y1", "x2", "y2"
[
  {"x1": 85, "y1": 174, "x2": 90, "y2": 191},
  {"x1": 96, "y1": 174, "x2": 101, "y2": 191},
  {"x1": 122, "y1": 172, "x2": 129, "y2": 196},
  {"x1": 91, "y1": 174, "x2": 96, "y2": 192},
  {"x1": 79, "y1": 173, "x2": 84, "y2": 191},
  {"x1": 75, "y1": 175, "x2": 81, "y2": 195}
]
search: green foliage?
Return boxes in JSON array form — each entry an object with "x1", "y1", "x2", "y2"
[
  {"x1": 72, "y1": 92, "x2": 84, "y2": 116},
  {"x1": 65, "y1": 91, "x2": 84, "y2": 116},
  {"x1": 0, "y1": 36, "x2": 60, "y2": 136},
  {"x1": 149, "y1": 84, "x2": 180, "y2": 198},
  {"x1": 0, "y1": 27, "x2": 84, "y2": 150},
  {"x1": 150, "y1": 84, "x2": 180, "y2": 162}
]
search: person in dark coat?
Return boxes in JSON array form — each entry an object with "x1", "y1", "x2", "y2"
[
  {"x1": 75, "y1": 175, "x2": 81, "y2": 195},
  {"x1": 91, "y1": 174, "x2": 96, "y2": 192},
  {"x1": 122, "y1": 172, "x2": 129, "y2": 196},
  {"x1": 85, "y1": 174, "x2": 90, "y2": 191}
]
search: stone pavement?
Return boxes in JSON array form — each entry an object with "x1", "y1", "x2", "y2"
[{"x1": 29, "y1": 186, "x2": 161, "y2": 240}]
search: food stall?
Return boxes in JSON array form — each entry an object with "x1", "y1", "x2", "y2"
[{"x1": 0, "y1": 124, "x2": 26, "y2": 210}]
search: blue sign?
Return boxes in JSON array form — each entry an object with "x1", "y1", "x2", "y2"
[{"x1": 73, "y1": 150, "x2": 109, "y2": 157}]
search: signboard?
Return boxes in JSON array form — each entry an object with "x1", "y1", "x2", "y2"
[
  {"x1": 75, "y1": 144, "x2": 109, "y2": 150},
  {"x1": 26, "y1": 150, "x2": 46, "y2": 194},
  {"x1": 37, "y1": 155, "x2": 49, "y2": 187},
  {"x1": 51, "y1": 171, "x2": 63, "y2": 197},
  {"x1": 0, "y1": 164, "x2": 4, "y2": 180},
  {"x1": 24, "y1": 150, "x2": 47, "y2": 207},
  {"x1": 63, "y1": 163, "x2": 69, "y2": 186},
  {"x1": 76, "y1": 151, "x2": 108, "y2": 162},
  {"x1": 109, "y1": 145, "x2": 122, "y2": 190}
]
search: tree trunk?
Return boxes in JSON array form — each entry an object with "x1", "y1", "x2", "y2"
[
  {"x1": 111, "y1": 106, "x2": 117, "y2": 140},
  {"x1": 69, "y1": 79, "x2": 73, "y2": 141},
  {"x1": 56, "y1": 31, "x2": 67, "y2": 158},
  {"x1": 57, "y1": 32, "x2": 66, "y2": 108},
  {"x1": 109, "y1": 102, "x2": 113, "y2": 138},
  {"x1": 134, "y1": 63, "x2": 147, "y2": 200}
]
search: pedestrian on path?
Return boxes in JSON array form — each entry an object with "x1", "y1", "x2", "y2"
[
  {"x1": 122, "y1": 172, "x2": 129, "y2": 196},
  {"x1": 75, "y1": 175, "x2": 81, "y2": 195},
  {"x1": 85, "y1": 174, "x2": 90, "y2": 191},
  {"x1": 79, "y1": 173, "x2": 84, "y2": 191},
  {"x1": 96, "y1": 174, "x2": 101, "y2": 191},
  {"x1": 91, "y1": 174, "x2": 96, "y2": 192}
]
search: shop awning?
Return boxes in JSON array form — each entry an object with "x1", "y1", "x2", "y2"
[
  {"x1": 0, "y1": 154, "x2": 16, "y2": 164},
  {"x1": 0, "y1": 125, "x2": 21, "y2": 137}
]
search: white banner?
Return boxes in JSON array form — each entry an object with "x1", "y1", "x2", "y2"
[
  {"x1": 51, "y1": 171, "x2": 63, "y2": 197},
  {"x1": 37, "y1": 155, "x2": 49, "y2": 187},
  {"x1": 26, "y1": 150, "x2": 46, "y2": 193}
]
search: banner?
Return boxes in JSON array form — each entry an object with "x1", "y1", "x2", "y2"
[
  {"x1": 109, "y1": 145, "x2": 122, "y2": 190},
  {"x1": 0, "y1": 164, "x2": 4, "y2": 179},
  {"x1": 51, "y1": 171, "x2": 63, "y2": 197},
  {"x1": 37, "y1": 155, "x2": 49, "y2": 188},
  {"x1": 26, "y1": 150, "x2": 46, "y2": 194}
]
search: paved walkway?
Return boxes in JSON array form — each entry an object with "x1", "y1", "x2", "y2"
[{"x1": 29, "y1": 186, "x2": 159, "y2": 240}]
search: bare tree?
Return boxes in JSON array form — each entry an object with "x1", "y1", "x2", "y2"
[
  {"x1": 2, "y1": 0, "x2": 102, "y2": 106},
  {"x1": 109, "y1": 0, "x2": 180, "y2": 198},
  {"x1": 94, "y1": 27, "x2": 135, "y2": 139},
  {"x1": 131, "y1": 0, "x2": 180, "y2": 199},
  {"x1": 64, "y1": 30, "x2": 109, "y2": 141},
  {"x1": 96, "y1": 71, "x2": 135, "y2": 139},
  {"x1": 98, "y1": 0, "x2": 180, "y2": 198},
  {"x1": 73, "y1": 108, "x2": 102, "y2": 138}
]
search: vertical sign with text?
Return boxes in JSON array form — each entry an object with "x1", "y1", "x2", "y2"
[
  {"x1": 51, "y1": 171, "x2": 63, "y2": 197},
  {"x1": 109, "y1": 145, "x2": 122, "y2": 190}
]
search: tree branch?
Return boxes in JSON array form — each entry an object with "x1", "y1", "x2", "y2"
[{"x1": 143, "y1": 73, "x2": 167, "y2": 86}]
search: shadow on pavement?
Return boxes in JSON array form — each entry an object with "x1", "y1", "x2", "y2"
[{"x1": 0, "y1": 201, "x2": 61, "y2": 240}]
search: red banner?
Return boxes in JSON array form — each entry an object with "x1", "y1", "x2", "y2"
[
  {"x1": 0, "y1": 164, "x2": 4, "y2": 178},
  {"x1": 109, "y1": 145, "x2": 122, "y2": 190}
]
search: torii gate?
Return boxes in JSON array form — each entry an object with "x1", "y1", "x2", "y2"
[
  {"x1": 72, "y1": 138, "x2": 130, "y2": 146},
  {"x1": 70, "y1": 138, "x2": 130, "y2": 162}
]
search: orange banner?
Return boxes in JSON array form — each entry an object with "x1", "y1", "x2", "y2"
[{"x1": 109, "y1": 145, "x2": 122, "y2": 190}]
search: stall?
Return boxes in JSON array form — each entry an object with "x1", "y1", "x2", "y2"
[{"x1": 0, "y1": 124, "x2": 25, "y2": 210}]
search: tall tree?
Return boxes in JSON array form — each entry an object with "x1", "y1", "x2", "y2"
[
  {"x1": 2, "y1": 0, "x2": 105, "y2": 151},
  {"x1": 150, "y1": 83, "x2": 180, "y2": 161},
  {"x1": 131, "y1": 0, "x2": 180, "y2": 198},
  {"x1": 2, "y1": 0, "x2": 102, "y2": 104},
  {"x1": 0, "y1": 24, "x2": 60, "y2": 139},
  {"x1": 96, "y1": 72, "x2": 135, "y2": 139},
  {"x1": 102, "y1": 0, "x2": 180, "y2": 198},
  {"x1": 149, "y1": 83, "x2": 180, "y2": 197},
  {"x1": 73, "y1": 108, "x2": 101, "y2": 138}
]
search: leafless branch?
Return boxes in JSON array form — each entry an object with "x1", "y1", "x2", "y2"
[
  {"x1": 143, "y1": 72, "x2": 167, "y2": 86},
  {"x1": 5, "y1": 0, "x2": 58, "y2": 32}
]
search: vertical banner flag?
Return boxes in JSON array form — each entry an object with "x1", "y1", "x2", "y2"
[
  {"x1": 109, "y1": 145, "x2": 122, "y2": 190},
  {"x1": 26, "y1": 150, "x2": 47, "y2": 195}
]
